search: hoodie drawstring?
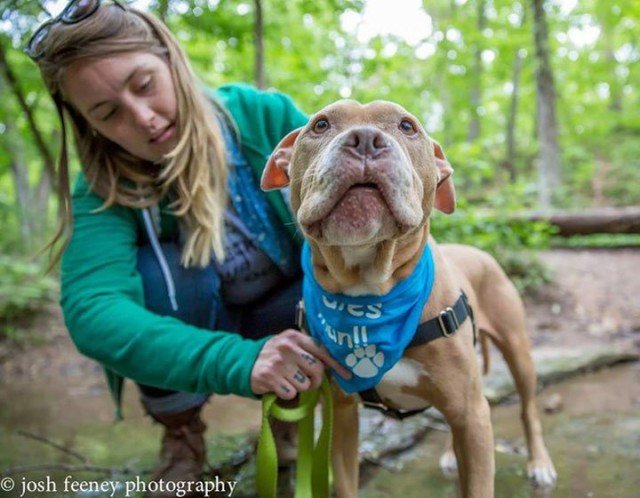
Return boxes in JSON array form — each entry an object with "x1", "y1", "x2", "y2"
[{"x1": 142, "y1": 207, "x2": 179, "y2": 312}]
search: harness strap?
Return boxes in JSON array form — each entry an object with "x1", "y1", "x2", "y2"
[
  {"x1": 357, "y1": 387, "x2": 429, "y2": 420},
  {"x1": 409, "y1": 291, "x2": 476, "y2": 348}
]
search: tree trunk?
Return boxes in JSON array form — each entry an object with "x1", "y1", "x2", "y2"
[
  {"x1": 591, "y1": 157, "x2": 611, "y2": 207},
  {"x1": 504, "y1": 49, "x2": 523, "y2": 182},
  {"x1": 503, "y1": 10, "x2": 527, "y2": 182},
  {"x1": 597, "y1": 8, "x2": 622, "y2": 113},
  {"x1": 5, "y1": 126, "x2": 34, "y2": 248},
  {"x1": 438, "y1": 71, "x2": 453, "y2": 148},
  {"x1": 253, "y1": 0, "x2": 265, "y2": 89},
  {"x1": 467, "y1": 0, "x2": 486, "y2": 142},
  {"x1": 532, "y1": 0, "x2": 561, "y2": 208},
  {"x1": 603, "y1": 29, "x2": 622, "y2": 112},
  {"x1": 606, "y1": 48, "x2": 622, "y2": 112},
  {"x1": 518, "y1": 207, "x2": 640, "y2": 236}
]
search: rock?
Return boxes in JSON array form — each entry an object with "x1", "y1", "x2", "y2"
[
  {"x1": 495, "y1": 438, "x2": 526, "y2": 456},
  {"x1": 543, "y1": 393, "x2": 563, "y2": 413},
  {"x1": 483, "y1": 344, "x2": 639, "y2": 404},
  {"x1": 358, "y1": 409, "x2": 441, "y2": 463}
]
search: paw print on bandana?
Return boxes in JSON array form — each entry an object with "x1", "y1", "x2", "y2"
[{"x1": 345, "y1": 344, "x2": 385, "y2": 378}]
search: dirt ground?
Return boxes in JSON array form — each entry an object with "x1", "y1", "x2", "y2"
[{"x1": 524, "y1": 248, "x2": 640, "y2": 348}]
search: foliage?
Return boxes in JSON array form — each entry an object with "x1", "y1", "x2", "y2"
[
  {"x1": 431, "y1": 197, "x2": 556, "y2": 292},
  {"x1": 0, "y1": 254, "x2": 56, "y2": 322},
  {"x1": 0, "y1": 192, "x2": 20, "y2": 250},
  {"x1": 604, "y1": 134, "x2": 640, "y2": 206}
]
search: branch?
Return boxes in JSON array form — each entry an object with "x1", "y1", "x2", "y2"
[
  {"x1": 16, "y1": 430, "x2": 88, "y2": 464},
  {"x1": 4, "y1": 430, "x2": 152, "y2": 478},
  {"x1": 0, "y1": 38, "x2": 56, "y2": 185},
  {"x1": 253, "y1": 0, "x2": 265, "y2": 89}
]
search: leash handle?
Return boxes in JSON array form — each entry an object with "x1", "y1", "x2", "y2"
[{"x1": 256, "y1": 377, "x2": 333, "y2": 498}]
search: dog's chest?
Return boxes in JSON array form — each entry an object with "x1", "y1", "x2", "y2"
[{"x1": 374, "y1": 357, "x2": 431, "y2": 410}]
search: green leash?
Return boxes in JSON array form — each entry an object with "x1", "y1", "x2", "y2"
[{"x1": 256, "y1": 377, "x2": 333, "y2": 498}]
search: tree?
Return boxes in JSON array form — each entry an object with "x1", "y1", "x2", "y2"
[
  {"x1": 253, "y1": 0, "x2": 265, "y2": 88},
  {"x1": 532, "y1": 0, "x2": 561, "y2": 208},
  {"x1": 504, "y1": 48, "x2": 523, "y2": 182},
  {"x1": 467, "y1": 0, "x2": 486, "y2": 142},
  {"x1": 504, "y1": 8, "x2": 528, "y2": 182}
]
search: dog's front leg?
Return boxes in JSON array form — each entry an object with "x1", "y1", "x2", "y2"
[
  {"x1": 416, "y1": 331, "x2": 495, "y2": 498},
  {"x1": 331, "y1": 386, "x2": 360, "y2": 498},
  {"x1": 445, "y1": 385, "x2": 494, "y2": 497}
]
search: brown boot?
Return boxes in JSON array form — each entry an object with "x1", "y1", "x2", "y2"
[{"x1": 146, "y1": 406, "x2": 207, "y2": 498}]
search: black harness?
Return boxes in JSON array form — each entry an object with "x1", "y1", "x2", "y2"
[{"x1": 296, "y1": 291, "x2": 476, "y2": 420}]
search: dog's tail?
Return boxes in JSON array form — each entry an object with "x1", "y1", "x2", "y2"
[{"x1": 480, "y1": 331, "x2": 491, "y2": 375}]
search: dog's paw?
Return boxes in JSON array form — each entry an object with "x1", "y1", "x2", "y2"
[
  {"x1": 528, "y1": 459, "x2": 557, "y2": 489},
  {"x1": 345, "y1": 344, "x2": 384, "y2": 378},
  {"x1": 439, "y1": 450, "x2": 458, "y2": 479}
]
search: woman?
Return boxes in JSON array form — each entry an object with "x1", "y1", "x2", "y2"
[{"x1": 27, "y1": 0, "x2": 349, "y2": 494}]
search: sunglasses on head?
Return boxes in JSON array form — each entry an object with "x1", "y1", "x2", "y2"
[{"x1": 25, "y1": 0, "x2": 126, "y2": 61}]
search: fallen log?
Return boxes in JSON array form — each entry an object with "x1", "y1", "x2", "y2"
[{"x1": 517, "y1": 207, "x2": 640, "y2": 236}]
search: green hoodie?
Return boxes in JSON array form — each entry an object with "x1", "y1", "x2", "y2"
[{"x1": 60, "y1": 84, "x2": 307, "y2": 418}]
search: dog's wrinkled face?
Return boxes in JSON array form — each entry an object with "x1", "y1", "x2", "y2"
[{"x1": 262, "y1": 100, "x2": 454, "y2": 247}]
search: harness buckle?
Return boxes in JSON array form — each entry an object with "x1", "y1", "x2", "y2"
[
  {"x1": 362, "y1": 400, "x2": 388, "y2": 411},
  {"x1": 438, "y1": 307, "x2": 459, "y2": 337},
  {"x1": 361, "y1": 400, "x2": 402, "y2": 420}
]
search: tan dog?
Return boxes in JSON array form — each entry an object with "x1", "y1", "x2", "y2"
[{"x1": 261, "y1": 100, "x2": 556, "y2": 497}]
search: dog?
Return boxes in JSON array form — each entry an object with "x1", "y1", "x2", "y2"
[{"x1": 261, "y1": 100, "x2": 556, "y2": 497}]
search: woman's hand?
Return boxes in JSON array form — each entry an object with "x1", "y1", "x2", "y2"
[{"x1": 250, "y1": 329, "x2": 352, "y2": 400}]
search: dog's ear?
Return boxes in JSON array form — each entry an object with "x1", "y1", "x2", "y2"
[
  {"x1": 433, "y1": 141, "x2": 456, "y2": 214},
  {"x1": 261, "y1": 128, "x2": 302, "y2": 191}
]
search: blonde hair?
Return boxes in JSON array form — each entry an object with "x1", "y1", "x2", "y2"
[{"x1": 38, "y1": 4, "x2": 228, "y2": 269}]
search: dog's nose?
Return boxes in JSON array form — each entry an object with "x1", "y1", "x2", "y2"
[{"x1": 343, "y1": 127, "x2": 389, "y2": 158}]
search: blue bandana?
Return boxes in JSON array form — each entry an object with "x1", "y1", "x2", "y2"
[{"x1": 302, "y1": 242, "x2": 435, "y2": 393}]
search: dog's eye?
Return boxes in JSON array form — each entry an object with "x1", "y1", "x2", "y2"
[
  {"x1": 399, "y1": 119, "x2": 417, "y2": 135},
  {"x1": 313, "y1": 118, "x2": 330, "y2": 133}
]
